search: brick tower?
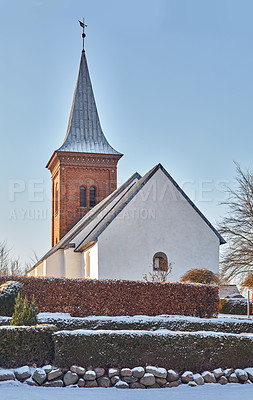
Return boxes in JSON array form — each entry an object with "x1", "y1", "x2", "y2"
[{"x1": 47, "y1": 48, "x2": 122, "y2": 247}]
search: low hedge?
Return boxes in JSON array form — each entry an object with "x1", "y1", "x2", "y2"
[
  {"x1": 53, "y1": 329, "x2": 253, "y2": 371},
  {"x1": 219, "y1": 298, "x2": 251, "y2": 315},
  {"x1": 0, "y1": 316, "x2": 11, "y2": 326},
  {"x1": 0, "y1": 275, "x2": 219, "y2": 318},
  {"x1": 0, "y1": 325, "x2": 57, "y2": 368},
  {"x1": 38, "y1": 313, "x2": 253, "y2": 334}
]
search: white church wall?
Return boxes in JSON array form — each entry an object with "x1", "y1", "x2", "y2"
[
  {"x1": 70, "y1": 178, "x2": 139, "y2": 251},
  {"x1": 28, "y1": 250, "x2": 65, "y2": 277},
  {"x1": 97, "y1": 168, "x2": 220, "y2": 282},
  {"x1": 64, "y1": 249, "x2": 83, "y2": 279},
  {"x1": 45, "y1": 249, "x2": 65, "y2": 277},
  {"x1": 83, "y1": 243, "x2": 98, "y2": 279}
]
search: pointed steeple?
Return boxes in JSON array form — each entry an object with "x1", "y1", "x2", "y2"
[{"x1": 57, "y1": 51, "x2": 121, "y2": 155}]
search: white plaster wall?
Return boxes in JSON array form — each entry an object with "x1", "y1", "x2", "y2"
[
  {"x1": 69, "y1": 178, "x2": 139, "y2": 251},
  {"x1": 98, "y1": 168, "x2": 220, "y2": 281},
  {"x1": 45, "y1": 250, "x2": 65, "y2": 277},
  {"x1": 29, "y1": 249, "x2": 83, "y2": 279},
  {"x1": 64, "y1": 249, "x2": 83, "y2": 278},
  {"x1": 83, "y1": 243, "x2": 98, "y2": 279},
  {"x1": 27, "y1": 269, "x2": 35, "y2": 277}
]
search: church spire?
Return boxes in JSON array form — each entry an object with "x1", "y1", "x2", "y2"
[
  {"x1": 57, "y1": 50, "x2": 121, "y2": 155},
  {"x1": 47, "y1": 32, "x2": 122, "y2": 247}
]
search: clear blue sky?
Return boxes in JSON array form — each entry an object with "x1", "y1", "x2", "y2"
[{"x1": 1, "y1": 0, "x2": 253, "y2": 264}]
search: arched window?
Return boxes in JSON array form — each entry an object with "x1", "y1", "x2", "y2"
[
  {"x1": 89, "y1": 186, "x2": 96, "y2": 208},
  {"x1": 153, "y1": 252, "x2": 168, "y2": 272},
  {"x1": 80, "y1": 186, "x2": 86, "y2": 207},
  {"x1": 55, "y1": 183, "x2": 59, "y2": 216}
]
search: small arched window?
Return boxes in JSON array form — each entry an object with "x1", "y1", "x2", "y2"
[
  {"x1": 153, "y1": 252, "x2": 168, "y2": 272},
  {"x1": 89, "y1": 186, "x2": 96, "y2": 208},
  {"x1": 55, "y1": 183, "x2": 59, "y2": 216},
  {"x1": 80, "y1": 186, "x2": 87, "y2": 207}
]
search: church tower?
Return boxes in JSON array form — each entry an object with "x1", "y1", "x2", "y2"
[{"x1": 47, "y1": 35, "x2": 122, "y2": 247}]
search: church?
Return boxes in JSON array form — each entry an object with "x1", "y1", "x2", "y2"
[{"x1": 28, "y1": 34, "x2": 225, "y2": 282}]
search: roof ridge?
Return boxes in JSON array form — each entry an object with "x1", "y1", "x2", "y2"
[{"x1": 75, "y1": 163, "x2": 225, "y2": 250}]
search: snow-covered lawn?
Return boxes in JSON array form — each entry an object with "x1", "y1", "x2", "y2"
[{"x1": 0, "y1": 381, "x2": 253, "y2": 400}]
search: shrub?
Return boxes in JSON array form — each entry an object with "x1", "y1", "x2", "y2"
[
  {"x1": 11, "y1": 293, "x2": 38, "y2": 326},
  {"x1": 181, "y1": 268, "x2": 219, "y2": 285},
  {"x1": 242, "y1": 273, "x2": 253, "y2": 288},
  {"x1": 219, "y1": 297, "x2": 250, "y2": 315},
  {"x1": 0, "y1": 276, "x2": 219, "y2": 318},
  {"x1": 0, "y1": 281, "x2": 23, "y2": 316},
  {"x1": 0, "y1": 324, "x2": 57, "y2": 368},
  {"x1": 38, "y1": 313, "x2": 253, "y2": 334},
  {"x1": 53, "y1": 329, "x2": 253, "y2": 371}
]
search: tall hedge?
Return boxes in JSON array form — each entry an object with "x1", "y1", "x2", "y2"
[
  {"x1": 53, "y1": 329, "x2": 253, "y2": 371},
  {"x1": 0, "y1": 276, "x2": 219, "y2": 318},
  {"x1": 0, "y1": 325, "x2": 57, "y2": 368}
]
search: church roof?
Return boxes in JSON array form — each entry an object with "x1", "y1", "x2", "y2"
[
  {"x1": 57, "y1": 50, "x2": 122, "y2": 155},
  {"x1": 30, "y1": 164, "x2": 225, "y2": 272},
  {"x1": 30, "y1": 171, "x2": 141, "y2": 270},
  {"x1": 75, "y1": 164, "x2": 226, "y2": 251}
]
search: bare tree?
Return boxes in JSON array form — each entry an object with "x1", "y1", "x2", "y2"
[
  {"x1": 24, "y1": 251, "x2": 39, "y2": 275},
  {"x1": 0, "y1": 240, "x2": 38, "y2": 276},
  {"x1": 9, "y1": 258, "x2": 23, "y2": 275},
  {"x1": 219, "y1": 163, "x2": 253, "y2": 283},
  {"x1": 143, "y1": 261, "x2": 173, "y2": 283},
  {"x1": 0, "y1": 241, "x2": 10, "y2": 275}
]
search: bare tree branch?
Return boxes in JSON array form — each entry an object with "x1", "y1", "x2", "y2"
[
  {"x1": 219, "y1": 162, "x2": 253, "y2": 284},
  {"x1": 0, "y1": 240, "x2": 38, "y2": 276}
]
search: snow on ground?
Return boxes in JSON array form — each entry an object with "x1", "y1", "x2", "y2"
[{"x1": 0, "y1": 381, "x2": 253, "y2": 400}]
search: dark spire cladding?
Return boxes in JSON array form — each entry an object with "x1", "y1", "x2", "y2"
[{"x1": 57, "y1": 51, "x2": 122, "y2": 155}]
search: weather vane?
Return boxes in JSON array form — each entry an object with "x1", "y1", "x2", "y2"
[{"x1": 78, "y1": 18, "x2": 87, "y2": 51}]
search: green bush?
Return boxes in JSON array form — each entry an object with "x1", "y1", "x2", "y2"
[
  {"x1": 0, "y1": 281, "x2": 23, "y2": 316},
  {"x1": 0, "y1": 324, "x2": 58, "y2": 368},
  {"x1": 11, "y1": 293, "x2": 38, "y2": 326},
  {"x1": 53, "y1": 329, "x2": 253, "y2": 371}
]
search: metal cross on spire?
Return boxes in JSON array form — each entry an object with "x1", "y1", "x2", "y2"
[{"x1": 78, "y1": 18, "x2": 87, "y2": 51}]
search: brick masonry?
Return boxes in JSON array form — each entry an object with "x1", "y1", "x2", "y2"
[{"x1": 47, "y1": 151, "x2": 122, "y2": 247}]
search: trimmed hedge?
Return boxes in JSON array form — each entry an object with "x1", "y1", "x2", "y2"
[
  {"x1": 0, "y1": 276, "x2": 219, "y2": 318},
  {"x1": 0, "y1": 281, "x2": 23, "y2": 316},
  {"x1": 53, "y1": 329, "x2": 253, "y2": 371},
  {"x1": 0, "y1": 325, "x2": 58, "y2": 368},
  {"x1": 219, "y1": 298, "x2": 251, "y2": 315},
  {"x1": 38, "y1": 314, "x2": 253, "y2": 334},
  {"x1": 0, "y1": 316, "x2": 11, "y2": 326}
]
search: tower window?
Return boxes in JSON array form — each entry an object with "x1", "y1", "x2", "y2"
[
  {"x1": 89, "y1": 186, "x2": 97, "y2": 208},
  {"x1": 55, "y1": 183, "x2": 59, "y2": 216},
  {"x1": 80, "y1": 186, "x2": 87, "y2": 207}
]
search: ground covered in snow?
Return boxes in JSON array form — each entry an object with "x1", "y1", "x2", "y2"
[{"x1": 1, "y1": 381, "x2": 253, "y2": 400}]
